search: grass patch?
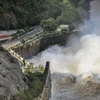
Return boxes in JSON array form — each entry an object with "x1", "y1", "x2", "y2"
[{"x1": 14, "y1": 72, "x2": 43, "y2": 100}]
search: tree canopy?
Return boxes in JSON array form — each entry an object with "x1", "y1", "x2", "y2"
[
  {"x1": 41, "y1": 18, "x2": 57, "y2": 32},
  {"x1": 0, "y1": 0, "x2": 91, "y2": 30}
]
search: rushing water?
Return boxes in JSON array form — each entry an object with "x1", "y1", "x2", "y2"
[{"x1": 27, "y1": 0, "x2": 100, "y2": 100}]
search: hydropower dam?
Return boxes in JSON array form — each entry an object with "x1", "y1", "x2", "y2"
[{"x1": 27, "y1": 0, "x2": 100, "y2": 100}]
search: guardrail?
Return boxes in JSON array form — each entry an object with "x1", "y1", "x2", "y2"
[
  {"x1": 8, "y1": 49, "x2": 43, "y2": 73},
  {"x1": 10, "y1": 31, "x2": 68, "y2": 50}
]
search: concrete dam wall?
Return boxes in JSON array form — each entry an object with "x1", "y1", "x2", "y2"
[
  {"x1": 13, "y1": 33, "x2": 74, "y2": 59},
  {"x1": 11, "y1": 31, "x2": 77, "y2": 100},
  {"x1": 34, "y1": 62, "x2": 51, "y2": 100}
]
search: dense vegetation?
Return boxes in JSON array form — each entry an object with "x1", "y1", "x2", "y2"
[
  {"x1": 0, "y1": 0, "x2": 91, "y2": 30},
  {"x1": 0, "y1": 44, "x2": 4, "y2": 51},
  {"x1": 14, "y1": 72, "x2": 43, "y2": 100}
]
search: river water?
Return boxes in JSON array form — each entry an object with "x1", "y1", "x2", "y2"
[{"x1": 27, "y1": 0, "x2": 100, "y2": 100}]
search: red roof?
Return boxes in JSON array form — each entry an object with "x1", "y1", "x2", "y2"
[{"x1": 0, "y1": 35, "x2": 10, "y2": 39}]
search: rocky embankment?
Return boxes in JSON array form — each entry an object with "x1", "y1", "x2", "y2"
[{"x1": 0, "y1": 50, "x2": 28, "y2": 100}]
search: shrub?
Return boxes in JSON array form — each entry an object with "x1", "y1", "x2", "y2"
[
  {"x1": 21, "y1": 39, "x2": 25, "y2": 44},
  {"x1": 10, "y1": 58, "x2": 15, "y2": 63},
  {"x1": 23, "y1": 26, "x2": 30, "y2": 32},
  {"x1": 61, "y1": 29, "x2": 68, "y2": 34},
  {"x1": 11, "y1": 34, "x2": 18, "y2": 40},
  {"x1": 0, "y1": 59, "x2": 2, "y2": 64},
  {"x1": 0, "y1": 45, "x2": 4, "y2": 52},
  {"x1": 41, "y1": 18, "x2": 57, "y2": 32},
  {"x1": 17, "y1": 30, "x2": 21, "y2": 34},
  {"x1": 15, "y1": 72, "x2": 43, "y2": 100}
]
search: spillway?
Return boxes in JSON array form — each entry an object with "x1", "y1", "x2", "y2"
[{"x1": 27, "y1": 0, "x2": 100, "y2": 99}]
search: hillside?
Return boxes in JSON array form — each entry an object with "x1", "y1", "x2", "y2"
[
  {"x1": 0, "y1": 0, "x2": 91, "y2": 30},
  {"x1": 0, "y1": 48, "x2": 28, "y2": 100}
]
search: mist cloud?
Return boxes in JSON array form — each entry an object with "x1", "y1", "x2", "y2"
[{"x1": 27, "y1": 0, "x2": 100, "y2": 99}]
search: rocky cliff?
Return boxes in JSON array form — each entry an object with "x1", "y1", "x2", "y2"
[{"x1": 0, "y1": 50, "x2": 28, "y2": 100}]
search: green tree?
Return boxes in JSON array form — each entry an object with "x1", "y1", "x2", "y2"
[
  {"x1": 41, "y1": 18, "x2": 57, "y2": 32},
  {"x1": 56, "y1": 8, "x2": 82, "y2": 25},
  {"x1": 0, "y1": 45, "x2": 4, "y2": 52},
  {"x1": 21, "y1": 39, "x2": 25, "y2": 44},
  {"x1": 0, "y1": 0, "x2": 91, "y2": 30}
]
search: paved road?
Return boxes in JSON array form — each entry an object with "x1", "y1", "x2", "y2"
[
  {"x1": 2, "y1": 26, "x2": 43, "y2": 49},
  {"x1": 19, "y1": 26, "x2": 43, "y2": 40}
]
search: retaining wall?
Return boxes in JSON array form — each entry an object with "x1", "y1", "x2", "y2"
[
  {"x1": 9, "y1": 31, "x2": 78, "y2": 100},
  {"x1": 34, "y1": 62, "x2": 51, "y2": 100},
  {"x1": 8, "y1": 49, "x2": 51, "y2": 100},
  {"x1": 13, "y1": 33, "x2": 73, "y2": 59},
  {"x1": 14, "y1": 40, "x2": 40, "y2": 58}
]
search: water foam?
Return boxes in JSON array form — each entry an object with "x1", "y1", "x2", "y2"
[
  {"x1": 27, "y1": 0, "x2": 100, "y2": 99},
  {"x1": 27, "y1": 34, "x2": 100, "y2": 74}
]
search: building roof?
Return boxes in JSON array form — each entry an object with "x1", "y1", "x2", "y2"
[
  {"x1": 0, "y1": 35, "x2": 12, "y2": 41},
  {"x1": 59, "y1": 25, "x2": 69, "y2": 28}
]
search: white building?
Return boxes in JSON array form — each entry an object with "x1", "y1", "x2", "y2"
[{"x1": 56, "y1": 25, "x2": 69, "y2": 32}]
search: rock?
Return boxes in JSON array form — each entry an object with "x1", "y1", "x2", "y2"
[
  {"x1": 81, "y1": 72, "x2": 94, "y2": 80},
  {"x1": 0, "y1": 51, "x2": 28, "y2": 100},
  {"x1": 53, "y1": 73, "x2": 76, "y2": 91},
  {"x1": 75, "y1": 73, "x2": 100, "y2": 97}
]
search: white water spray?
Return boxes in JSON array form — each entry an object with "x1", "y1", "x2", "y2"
[
  {"x1": 28, "y1": 34, "x2": 100, "y2": 74},
  {"x1": 27, "y1": 0, "x2": 100, "y2": 99}
]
